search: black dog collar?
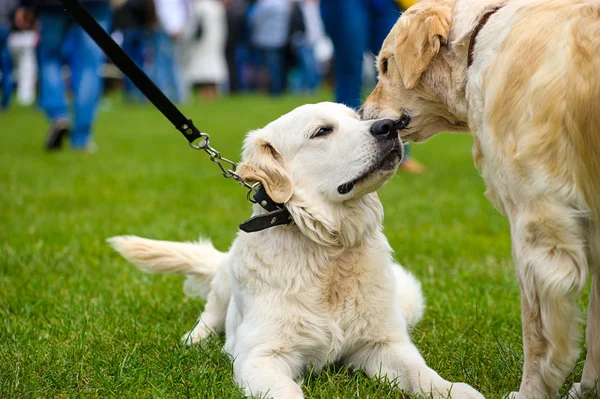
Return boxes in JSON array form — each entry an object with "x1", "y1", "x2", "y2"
[
  {"x1": 468, "y1": 5, "x2": 505, "y2": 68},
  {"x1": 239, "y1": 185, "x2": 293, "y2": 233}
]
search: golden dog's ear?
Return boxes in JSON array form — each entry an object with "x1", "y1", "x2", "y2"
[
  {"x1": 395, "y1": 1, "x2": 452, "y2": 89},
  {"x1": 237, "y1": 140, "x2": 293, "y2": 204}
]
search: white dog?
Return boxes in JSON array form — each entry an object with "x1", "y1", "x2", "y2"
[{"x1": 109, "y1": 102, "x2": 483, "y2": 399}]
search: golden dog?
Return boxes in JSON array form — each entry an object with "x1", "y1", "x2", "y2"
[{"x1": 360, "y1": 0, "x2": 600, "y2": 397}]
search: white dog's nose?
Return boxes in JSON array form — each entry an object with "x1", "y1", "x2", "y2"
[{"x1": 370, "y1": 119, "x2": 396, "y2": 140}]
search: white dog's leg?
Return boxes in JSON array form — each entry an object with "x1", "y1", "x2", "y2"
[
  {"x1": 569, "y1": 271, "x2": 600, "y2": 398},
  {"x1": 234, "y1": 350, "x2": 304, "y2": 399},
  {"x1": 182, "y1": 263, "x2": 231, "y2": 345},
  {"x1": 348, "y1": 339, "x2": 484, "y2": 398},
  {"x1": 509, "y1": 202, "x2": 588, "y2": 398},
  {"x1": 391, "y1": 264, "x2": 425, "y2": 328}
]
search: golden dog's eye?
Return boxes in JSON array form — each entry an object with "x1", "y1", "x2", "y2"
[
  {"x1": 381, "y1": 58, "x2": 389, "y2": 74},
  {"x1": 311, "y1": 126, "x2": 334, "y2": 139}
]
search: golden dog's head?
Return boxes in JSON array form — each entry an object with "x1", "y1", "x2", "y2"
[{"x1": 360, "y1": 0, "x2": 470, "y2": 142}]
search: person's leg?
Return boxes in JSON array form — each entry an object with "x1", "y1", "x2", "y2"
[
  {"x1": 38, "y1": 12, "x2": 71, "y2": 149},
  {"x1": 298, "y1": 40, "x2": 320, "y2": 92},
  {"x1": 0, "y1": 26, "x2": 14, "y2": 110},
  {"x1": 151, "y1": 31, "x2": 184, "y2": 103},
  {"x1": 225, "y1": 5, "x2": 245, "y2": 93},
  {"x1": 368, "y1": 0, "x2": 401, "y2": 56},
  {"x1": 38, "y1": 13, "x2": 69, "y2": 120},
  {"x1": 122, "y1": 28, "x2": 145, "y2": 102},
  {"x1": 320, "y1": 0, "x2": 367, "y2": 109},
  {"x1": 265, "y1": 48, "x2": 285, "y2": 95},
  {"x1": 69, "y1": 6, "x2": 111, "y2": 149}
]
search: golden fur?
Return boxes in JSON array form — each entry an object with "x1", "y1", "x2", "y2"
[{"x1": 361, "y1": 0, "x2": 600, "y2": 397}]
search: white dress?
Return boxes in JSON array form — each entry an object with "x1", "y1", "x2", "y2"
[{"x1": 181, "y1": 0, "x2": 228, "y2": 86}]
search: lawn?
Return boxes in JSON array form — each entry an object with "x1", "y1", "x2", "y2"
[{"x1": 0, "y1": 93, "x2": 590, "y2": 398}]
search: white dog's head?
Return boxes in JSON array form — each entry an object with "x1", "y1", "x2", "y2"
[{"x1": 238, "y1": 102, "x2": 403, "y2": 246}]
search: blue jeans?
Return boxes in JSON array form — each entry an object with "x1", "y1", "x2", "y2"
[
  {"x1": 320, "y1": 0, "x2": 399, "y2": 109},
  {"x1": 0, "y1": 26, "x2": 13, "y2": 110},
  {"x1": 38, "y1": 7, "x2": 112, "y2": 148},
  {"x1": 151, "y1": 31, "x2": 184, "y2": 103},
  {"x1": 122, "y1": 28, "x2": 148, "y2": 102},
  {"x1": 296, "y1": 41, "x2": 320, "y2": 92},
  {"x1": 251, "y1": 47, "x2": 286, "y2": 95},
  {"x1": 263, "y1": 48, "x2": 286, "y2": 95},
  {"x1": 320, "y1": 0, "x2": 410, "y2": 158}
]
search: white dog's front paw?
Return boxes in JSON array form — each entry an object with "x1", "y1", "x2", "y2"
[
  {"x1": 242, "y1": 383, "x2": 304, "y2": 399},
  {"x1": 448, "y1": 382, "x2": 485, "y2": 399},
  {"x1": 180, "y1": 323, "x2": 213, "y2": 346}
]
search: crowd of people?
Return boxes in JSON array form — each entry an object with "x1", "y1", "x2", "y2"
[{"x1": 0, "y1": 0, "x2": 421, "y2": 171}]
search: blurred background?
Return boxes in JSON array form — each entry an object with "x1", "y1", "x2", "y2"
[
  {"x1": 0, "y1": 2, "x2": 529, "y2": 397},
  {"x1": 0, "y1": 0, "x2": 423, "y2": 170}
]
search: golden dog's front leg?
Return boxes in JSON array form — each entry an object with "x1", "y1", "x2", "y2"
[
  {"x1": 568, "y1": 272, "x2": 600, "y2": 399},
  {"x1": 512, "y1": 280, "x2": 553, "y2": 398},
  {"x1": 509, "y1": 202, "x2": 589, "y2": 398}
]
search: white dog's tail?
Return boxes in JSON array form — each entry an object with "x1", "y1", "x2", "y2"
[
  {"x1": 107, "y1": 235, "x2": 226, "y2": 300},
  {"x1": 392, "y1": 266, "x2": 425, "y2": 329}
]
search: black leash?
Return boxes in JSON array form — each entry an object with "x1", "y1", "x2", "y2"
[
  {"x1": 55, "y1": 0, "x2": 292, "y2": 233},
  {"x1": 56, "y1": 0, "x2": 201, "y2": 144}
]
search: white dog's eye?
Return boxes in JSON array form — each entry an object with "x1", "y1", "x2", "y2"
[{"x1": 311, "y1": 126, "x2": 334, "y2": 139}]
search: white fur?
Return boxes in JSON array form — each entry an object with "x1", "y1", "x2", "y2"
[
  {"x1": 110, "y1": 102, "x2": 483, "y2": 399},
  {"x1": 107, "y1": 236, "x2": 224, "y2": 300}
]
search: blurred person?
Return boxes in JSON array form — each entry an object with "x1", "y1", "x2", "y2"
[
  {"x1": 223, "y1": 0, "x2": 248, "y2": 93},
  {"x1": 247, "y1": 0, "x2": 291, "y2": 95},
  {"x1": 152, "y1": 0, "x2": 190, "y2": 103},
  {"x1": 288, "y1": 0, "x2": 323, "y2": 93},
  {"x1": 0, "y1": 0, "x2": 17, "y2": 111},
  {"x1": 15, "y1": 0, "x2": 112, "y2": 151},
  {"x1": 319, "y1": 0, "x2": 423, "y2": 172},
  {"x1": 181, "y1": 0, "x2": 228, "y2": 100},
  {"x1": 8, "y1": 27, "x2": 37, "y2": 106},
  {"x1": 113, "y1": 0, "x2": 155, "y2": 103},
  {"x1": 396, "y1": 0, "x2": 418, "y2": 10}
]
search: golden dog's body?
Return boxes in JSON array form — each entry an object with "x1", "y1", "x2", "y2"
[{"x1": 361, "y1": 0, "x2": 600, "y2": 397}]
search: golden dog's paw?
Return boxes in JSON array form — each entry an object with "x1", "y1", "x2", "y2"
[
  {"x1": 567, "y1": 384, "x2": 584, "y2": 399},
  {"x1": 567, "y1": 383, "x2": 597, "y2": 399}
]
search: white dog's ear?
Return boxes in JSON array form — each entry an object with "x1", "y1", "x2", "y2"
[
  {"x1": 395, "y1": 1, "x2": 452, "y2": 89},
  {"x1": 237, "y1": 140, "x2": 293, "y2": 204}
]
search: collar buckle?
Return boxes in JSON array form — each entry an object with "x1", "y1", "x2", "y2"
[{"x1": 239, "y1": 185, "x2": 294, "y2": 233}]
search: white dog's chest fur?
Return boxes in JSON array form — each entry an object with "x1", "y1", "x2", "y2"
[{"x1": 225, "y1": 228, "x2": 402, "y2": 369}]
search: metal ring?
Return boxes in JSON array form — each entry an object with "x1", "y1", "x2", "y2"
[{"x1": 189, "y1": 136, "x2": 209, "y2": 150}]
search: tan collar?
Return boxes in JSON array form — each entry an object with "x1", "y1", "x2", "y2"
[{"x1": 467, "y1": 5, "x2": 505, "y2": 68}]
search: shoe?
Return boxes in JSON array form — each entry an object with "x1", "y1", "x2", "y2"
[
  {"x1": 399, "y1": 158, "x2": 425, "y2": 174},
  {"x1": 45, "y1": 119, "x2": 71, "y2": 150},
  {"x1": 72, "y1": 141, "x2": 98, "y2": 153}
]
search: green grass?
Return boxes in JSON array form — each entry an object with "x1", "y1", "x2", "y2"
[{"x1": 0, "y1": 93, "x2": 591, "y2": 398}]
